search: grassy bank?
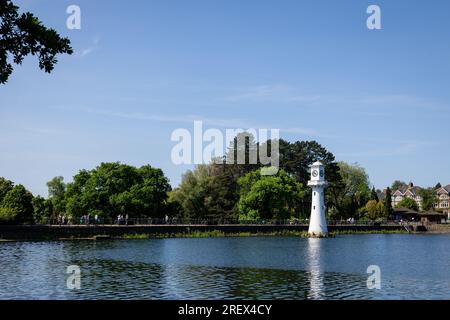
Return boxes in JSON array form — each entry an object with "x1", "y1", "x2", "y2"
[
  {"x1": 330, "y1": 229, "x2": 409, "y2": 236},
  {"x1": 121, "y1": 229, "x2": 407, "y2": 239},
  {"x1": 122, "y1": 230, "x2": 311, "y2": 239},
  {"x1": 0, "y1": 229, "x2": 410, "y2": 242}
]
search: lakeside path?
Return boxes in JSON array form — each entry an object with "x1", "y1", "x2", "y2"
[{"x1": 0, "y1": 223, "x2": 418, "y2": 241}]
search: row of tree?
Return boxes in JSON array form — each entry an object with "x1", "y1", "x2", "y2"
[
  {"x1": 2, "y1": 134, "x2": 419, "y2": 225},
  {"x1": 0, "y1": 163, "x2": 172, "y2": 224},
  {"x1": 0, "y1": 179, "x2": 34, "y2": 223},
  {"x1": 0, "y1": 2, "x2": 401, "y2": 224},
  {"x1": 0, "y1": 2, "x2": 434, "y2": 223},
  {"x1": 170, "y1": 135, "x2": 388, "y2": 222}
]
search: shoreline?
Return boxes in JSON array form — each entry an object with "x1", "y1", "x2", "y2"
[
  {"x1": 121, "y1": 229, "x2": 412, "y2": 239},
  {"x1": 1, "y1": 223, "x2": 448, "y2": 242},
  {"x1": 0, "y1": 224, "x2": 406, "y2": 241},
  {"x1": 0, "y1": 229, "x2": 417, "y2": 242}
]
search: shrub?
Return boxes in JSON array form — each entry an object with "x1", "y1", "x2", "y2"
[
  {"x1": 0, "y1": 207, "x2": 19, "y2": 224},
  {"x1": 1, "y1": 185, "x2": 34, "y2": 223},
  {"x1": 395, "y1": 197, "x2": 419, "y2": 211}
]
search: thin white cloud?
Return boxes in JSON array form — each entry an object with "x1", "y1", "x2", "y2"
[
  {"x1": 77, "y1": 36, "x2": 101, "y2": 58},
  {"x1": 24, "y1": 127, "x2": 64, "y2": 135},
  {"x1": 225, "y1": 85, "x2": 321, "y2": 104},
  {"x1": 80, "y1": 47, "x2": 94, "y2": 57},
  {"x1": 337, "y1": 140, "x2": 439, "y2": 158},
  {"x1": 331, "y1": 94, "x2": 446, "y2": 111},
  {"x1": 82, "y1": 107, "x2": 326, "y2": 138},
  {"x1": 85, "y1": 108, "x2": 254, "y2": 129},
  {"x1": 359, "y1": 94, "x2": 422, "y2": 106},
  {"x1": 281, "y1": 127, "x2": 326, "y2": 137},
  {"x1": 224, "y1": 85, "x2": 447, "y2": 112}
]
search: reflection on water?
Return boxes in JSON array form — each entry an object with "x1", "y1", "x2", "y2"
[
  {"x1": 0, "y1": 259, "x2": 371, "y2": 300},
  {"x1": 306, "y1": 238, "x2": 324, "y2": 299},
  {"x1": 1, "y1": 235, "x2": 450, "y2": 300}
]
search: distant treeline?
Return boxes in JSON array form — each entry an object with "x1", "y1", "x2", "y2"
[{"x1": 1, "y1": 134, "x2": 398, "y2": 225}]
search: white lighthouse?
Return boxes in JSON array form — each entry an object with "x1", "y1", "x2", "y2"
[{"x1": 307, "y1": 161, "x2": 328, "y2": 237}]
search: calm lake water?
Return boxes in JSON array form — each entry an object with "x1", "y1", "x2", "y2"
[{"x1": 0, "y1": 234, "x2": 449, "y2": 300}]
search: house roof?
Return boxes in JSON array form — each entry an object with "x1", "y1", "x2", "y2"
[
  {"x1": 393, "y1": 183, "x2": 450, "y2": 196},
  {"x1": 394, "y1": 207, "x2": 419, "y2": 215},
  {"x1": 419, "y1": 211, "x2": 446, "y2": 217},
  {"x1": 436, "y1": 185, "x2": 450, "y2": 194},
  {"x1": 393, "y1": 184, "x2": 422, "y2": 197},
  {"x1": 407, "y1": 186, "x2": 421, "y2": 196}
]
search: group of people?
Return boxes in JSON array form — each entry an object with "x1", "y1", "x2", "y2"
[
  {"x1": 116, "y1": 214, "x2": 129, "y2": 225},
  {"x1": 54, "y1": 213, "x2": 133, "y2": 225},
  {"x1": 55, "y1": 214, "x2": 103, "y2": 225},
  {"x1": 56, "y1": 215, "x2": 70, "y2": 225},
  {"x1": 80, "y1": 214, "x2": 103, "y2": 225},
  {"x1": 57, "y1": 214, "x2": 132, "y2": 225},
  {"x1": 346, "y1": 217, "x2": 356, "y2": 224}
]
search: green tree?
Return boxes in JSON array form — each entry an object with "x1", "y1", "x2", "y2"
[
  {"x1": 277, "y1": 140, "x2": 340, "y2": 185},
  {"x1": 419, "y1": 188, "x2": 437, "y2": 212},
  {"x1": 370, "y1": 187, "x2": 379, "y2": 201},
  {"x1": 205, "y1": 163, "x2": 241, "y2": 220},
  {"x1": 47, "y1": 176, "x2": 66, "y2": 198},
  {"x1": 32, "y1": 195, "x2": 46, "y2": 223},
  {"x1": 332, "y1": 162, "x2": 371, "y2": 219},
  {"x1": 391, "y1": 180, "x2": 407, "y2": 191},
  {"x1": 65, "y1": 195, "x2": 84, "y2": 219},
  {"x1": 64, "y1": 162, "x2": 171, "y2": 220},
  {"x1": 365, "y1": 200, "x2": 378, "y2": 220},
  {"x1": 1, "y1": 184, "x2": 34, "y2": 223},
  {"x1": 384, "y1": 187, "x2": 394, "y2": 218},
  {"x1": 0, "y1": 207, "x2": 19, "y2": 224},
  {"x1": 225, "y1": 132, "x2": 261, "y2": 176},
  {"x1": 44, "y1": 198, "x2": 54, "y2": 218},
  {"x1": 170, "y1": 157, "x2": 246, "y2": 221},
  {"x1": 171, "y1": 137, "x2": 341, "y2": 221},
  {"x1": 274, "y1": 139, "x2": 343, "y2": 217},
  {"x1": 0, "y1": 177, "x2": 14, "y2": 202},
  {"x1": 64, "y1": 169, "x2": 90, "y2": 218},
  {"x1": 237, "y1": 169, "x2": 305, "y2": 220},
  {"x1": 170, "y1": 165, "x2": 216, "y2": 220},
  {"x1": 110, "y1": 165, "x2": 171, "y2": 218},
  {"x1": 0, "y1": 0, "x2": 73, "y2": 84},
  {"x1": 365, "y1": 200, "x2": 386, "y2": 220},
  {"x1": 47, "y1": 176, "x2": 66, "y2": 216},
  {"x1": 376, "y1": 201, "x2": 387, "y2": 219},
  {"x1": 166, "y1": 191, "x2": 184, "y2": 219},
  {"x1": 395, "y1": 197, "x2": 419, "y2": 211}
]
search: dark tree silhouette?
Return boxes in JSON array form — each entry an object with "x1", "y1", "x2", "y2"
[
  {"x1": 384, "y1": 187, "x2": 394, "y2": 218},
  {"x1": 0, "y1": 0, "x2": 72, "y2": 84}
]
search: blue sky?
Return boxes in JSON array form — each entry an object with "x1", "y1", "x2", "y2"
[{"x1": 1, "y1": 0, "x2": 450, "y2": 196}]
